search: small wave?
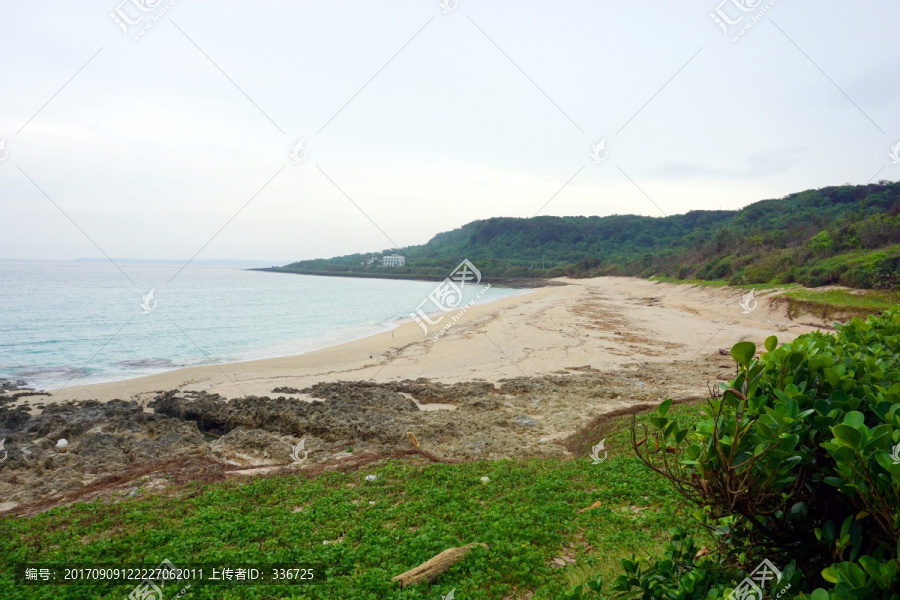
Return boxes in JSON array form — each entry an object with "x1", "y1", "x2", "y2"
[
  {"x1": 12, "y1": 366, "x2": 94, "y2": 378},
  {"x1": 116, "y1": 358, "x2": 176, "y2": 369}
]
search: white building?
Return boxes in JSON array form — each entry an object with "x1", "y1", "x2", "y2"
[{"x1": 382, "y1": 254, "x2": 406, "y2": 267}]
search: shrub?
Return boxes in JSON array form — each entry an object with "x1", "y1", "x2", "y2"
[
  {"x1": 810, "y1": 231, "x2": 835, "y2": 256},
  {"x1": 570, "y1": 308, "x2": 900, "y2": 599},
  {"x1": 698, "y1": 256, "x2": 734, "y2": 280}
]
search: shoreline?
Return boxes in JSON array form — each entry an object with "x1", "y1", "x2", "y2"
[
  {"x1": 19, "y1": 276, "x2": 828, "y2": 406},
  {"x1": 2, "y1": 275, "x2": 834, "y2": 512},
  {"x1": 251, "y1": 267, "x2": 566, "y2": 289},
  {"x1": 19, "y1": 284, "x2": 534, "y2": 393}
]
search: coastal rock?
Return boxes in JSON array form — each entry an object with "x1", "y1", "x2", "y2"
[
  {"x1": 460, "y1": 396, "x2": 502, "y2": 410},
  {"x1": 0, "y1": 399, "x2": 208, "y2": 506},
  {"x1": 383, "y1": 380, "x2": 498, "y2": 405},
  {"x1": 455, "y1": 432, "x2": 496, "y2": 459},
  {"x1": 0, "y1": 406, "x2": 31, "y2": 431},
  {"x1": 271, "y1": 387, "x2": 302, "y2": 394},
  {"x1": 0, "y1": 379, "x2": 29, "y2": 393},
  {"x1": 150, "y1": 387, "x2": 421, "y2": 444},
  {"x1": 210, "y1": 428, "x2": 313, "y2": 467},
  {"x1": 0, "y1": 356, "x2": 724, "y2": 512},
  {"x1": 300, "y1": 382, "x2": 419, "y2": 411},
  {"x1": 512, "y1": 414, "x2": 540, "y2": 428}
]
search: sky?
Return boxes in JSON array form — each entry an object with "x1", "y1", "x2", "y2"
[{"x1": 1, "y1": 0, "x2": 899, "y2": 263}]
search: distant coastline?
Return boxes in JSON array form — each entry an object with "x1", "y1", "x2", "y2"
[
  {"x1": 74, "y1": 257, "x2": 277, "y2": 266},
  {"x1": 251, "y1": 267, "x2": 565, "y2": 289}
]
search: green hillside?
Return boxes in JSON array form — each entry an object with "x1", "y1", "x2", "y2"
[{"x1": 275, "y1": 181, "x2": 900, "y2": 290}]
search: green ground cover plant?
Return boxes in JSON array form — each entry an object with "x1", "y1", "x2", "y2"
[{"x1": 1, "y1": 415, "x2": 692, "y2": 600}]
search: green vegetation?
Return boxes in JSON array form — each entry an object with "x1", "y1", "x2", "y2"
[
  {"x1": 647, "y1": 277, "x2": 732, "y2": 288},
  {"x1": 6, "y1": 312, "x2": 900, "y2": 599},
  {"x1": 274, "y1": 182, "x2": 900, "y2": 290},
  {"x1": 780, "y1": 288, "x2": 900, "y2": 319},
  {"x1": 570, "y1": 308, "x2": 900, "y2": 599},
  {"x1": 645, "y1": 280, "x2": 897, "y2": 319},
  {"x1": 2, "y1": 413, "x2": 697, "y2": 600}
]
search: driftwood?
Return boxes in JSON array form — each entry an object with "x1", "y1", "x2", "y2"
[{"x1": 391, "y1": 542, "x2": 488, "y2": 587}]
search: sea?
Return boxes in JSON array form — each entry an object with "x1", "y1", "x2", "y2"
[{"x1": 0, "y1": 260, "x2": 528, "y2": 390}]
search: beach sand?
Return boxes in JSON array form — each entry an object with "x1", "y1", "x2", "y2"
[
  {"x1": 44, "y1": 277, "x2": 824, "y2": 405},
  {"x1": 1, "y1": 276, "x2": 834, "y2": 512}
]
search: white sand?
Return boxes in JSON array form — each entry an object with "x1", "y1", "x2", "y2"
[{"x1": 41, "y1": 277, "x2": 821, "y2": 404}]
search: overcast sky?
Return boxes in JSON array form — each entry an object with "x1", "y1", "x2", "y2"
[{"x1": 1, "y1": 0, "x2": 898, "y2": 263}]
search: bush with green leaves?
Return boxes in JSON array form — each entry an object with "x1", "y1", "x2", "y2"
[{"x1": 570, "y1": 308, "x2": 900, "y2": 599}]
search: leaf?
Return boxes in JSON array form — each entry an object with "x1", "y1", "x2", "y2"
[
  {"x1": 764, "y1": 335, "x2": 778, "y2": 353},
  {"x1": 823, "y1": 368, "x2": 841, "y2": 387},
  {"x1": 657, "y1": 399, "x2": 673, "y2": 417},
  {"x1": 810, "y1": 589, "x2": 829, "y2": 600},
  {"x1": 649, "y1": 416, "x2": 668, "y2": 429},
  {"x1": 731, "y1": 342, "x2": 756, "y2": 367},
  {"x1": 874, "y1": 451, "x2": 900, "y2": 475},
  {"x1": 831, "y1": 424, "x2": 862, "y2": 450},
  {"x1": 842, "y1": 411, "x2": 865, "y2": 427}
]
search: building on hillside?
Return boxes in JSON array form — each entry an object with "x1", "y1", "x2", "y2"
[{"x1": 382, "y1": 254, "x2": 406, "y2": 267}]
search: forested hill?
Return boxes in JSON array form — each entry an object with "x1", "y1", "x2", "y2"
[{"x1": 275, "y1": 181, "x2": 900, "y2": 289}]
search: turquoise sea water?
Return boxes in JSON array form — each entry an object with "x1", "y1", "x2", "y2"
[{"x1": 0, "y1": 260, "x2": 526, "y2": 390}]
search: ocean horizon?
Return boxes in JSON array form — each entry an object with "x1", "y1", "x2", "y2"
[{"x1": 0, "y1": 259, "x2": 526, "y2": 390}]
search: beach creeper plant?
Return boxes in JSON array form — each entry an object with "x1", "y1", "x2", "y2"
[{"x1": 569, "y1": 308, "x2": 900, "y2": 599}]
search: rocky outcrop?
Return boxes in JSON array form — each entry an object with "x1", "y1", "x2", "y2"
[
  {"x1": 149, "y1": 389, "x2": 420, "y2": 443},
  {"x1": 0, "y1": 399, "x2": 209, "y2": 506},
  {"x1": 1, "y1": 356, "x2": 725, "y2": 511}
]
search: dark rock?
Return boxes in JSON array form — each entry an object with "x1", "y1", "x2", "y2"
[
  {"x1": 150, "y1": 386, "x2": 420, "y2": 443},
  {"x1": 271, "y1": 387, "x2": 302, "y2": 394},
  {"x1": 0, "y1": 398, "x2": 208, "y2": 505}
]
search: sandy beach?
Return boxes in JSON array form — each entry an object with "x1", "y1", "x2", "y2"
[
  {"x1": 44, "y1": 276, "x2": 823, "y2": 405},
  {"x1": 1, "y1": 276, "x2": 833, "y2": 513}
]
